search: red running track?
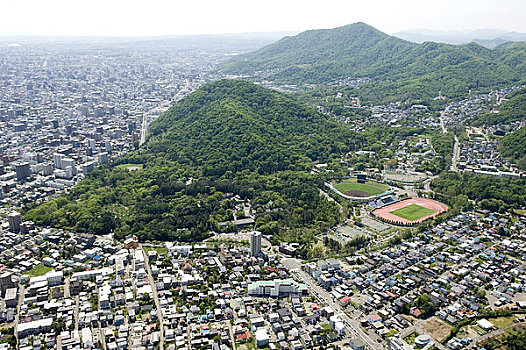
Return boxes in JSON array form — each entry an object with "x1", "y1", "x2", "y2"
[{"x1": 372, "y1": 197, "x2": 448, "y2": 225}]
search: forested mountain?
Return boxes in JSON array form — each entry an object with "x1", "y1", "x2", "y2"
[
  {"x1": 146, "y1": 79, "x2": 358, "y2": 176},
  {"x1": 25, "y1": 80, "x2": 360, "y2": 246},
  {"x1": 219, "y1": 22, "x2": 526, "y2": 103},
  {"x1": 499, "y1": 127, "x2": 526, "y2": 170}
]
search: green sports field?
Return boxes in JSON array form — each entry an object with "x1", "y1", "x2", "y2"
[
  {"x1": 333, "y1": 179, "x2": 389, "y2": 197},
  {"x1": 389, "y1": 204, "x2": 436, "y2": 221}
]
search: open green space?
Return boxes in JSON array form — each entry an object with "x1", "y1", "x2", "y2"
[
  {"x1": 144, "y1": 246, "x2": 167, "y2": 256},
  {"x1": 389, "y1": 204, "x2": 436, "y2": 221},
  {"x1": 115, "y1": 163, "x2": 143, "y2": 171},
  {"x1": 333, "y1": 180, "x2": 389, "y2": 196},
  {"x1": 23, "y1": 264, "x2": 52, "y2": 277},
  {"x1": 492, "y1": 315, "x2": 517, "y2": 329}
]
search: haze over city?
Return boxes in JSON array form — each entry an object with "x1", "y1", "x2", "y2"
[{"x1": 1, "y1": 0, "x2": 525, "y2": 36}]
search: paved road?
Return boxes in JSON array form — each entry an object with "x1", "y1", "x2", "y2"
[
  {"x1": 469, "y1": 322, "x2": 525, "y2": 349},
  {"x1": 440, "y1": 107, "x2": 450, "y2": 134},
  {"x1": 282, "y1": 258, "x2": 383, "y2": 350},
  {"x1": 14, "y1": 284, "x2": 25, "y2": 345},
  {"x1": 450, "y1": 135, "x2": 460, "y2": 172},
  {"x1": 142, "y1": 246, "x2": 165, "y2": 350}
]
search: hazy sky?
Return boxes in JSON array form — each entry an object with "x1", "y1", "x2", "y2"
[{"x1": 1, "y1": 0, "x2": 525, "y2": 36}]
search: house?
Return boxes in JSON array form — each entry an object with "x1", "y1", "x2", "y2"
[
  {"x1": 350, "y1": 338, "x2": 365, "y2": 350},
  {"x1": 410, "y1": 307, "x2": 422, "y2": 318}
]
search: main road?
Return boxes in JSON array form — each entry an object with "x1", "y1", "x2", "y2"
[
  {"x1": 281, "y1": 258, "x2": 382, "y2": 350},
  {"x1": 142, "y1": 246, "x2": 165, "y2": 350},
  {"x1": 439, "y1": 106, "x2": 450, "y2": 134},
  {"x1": 450, "y1": 135, "x2": 460, "y2": 172}
]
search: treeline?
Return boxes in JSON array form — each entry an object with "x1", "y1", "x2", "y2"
[
  {"x1": 499, "y1": 127, "x2": 526, "y2": 170},
  {"x1": 431, "y1": 172, "x2": 526, "y2": 209}
]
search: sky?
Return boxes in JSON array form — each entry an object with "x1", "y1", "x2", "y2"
[{"x1": 1, "y1": 0, "x2": 525, "y2": 36}]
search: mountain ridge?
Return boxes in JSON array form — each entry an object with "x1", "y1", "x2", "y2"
[{"x1": 219, "y1": 22, "x2": 526, "y2": 103}]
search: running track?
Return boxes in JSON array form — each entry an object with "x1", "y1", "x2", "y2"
[{"x1": 372, "y1": 198, "x2": 448, "y2": 224}]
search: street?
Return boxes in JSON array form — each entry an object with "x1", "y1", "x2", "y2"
[
  {"x1": 142, "y1": 246, "x2": 165, "y2": 350},
  {"x1": 281, "y1": 258, "x2": 383, "y2": 350}
]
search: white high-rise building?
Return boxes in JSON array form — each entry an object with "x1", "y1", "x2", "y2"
[
  {"x1": 61, "y1": 158, "x2": 76, "y2": 176},
  {"x1": 250, "y1": 231, "x2": 262, "y2": 257},
  {"x1": 53, "y1": 153, "x2": 64, "y2": 169}
]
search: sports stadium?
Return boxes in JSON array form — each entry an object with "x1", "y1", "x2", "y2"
[
  {"x1": 327, "y1": 176, "x2": 392, "y2": 202},
  {"x1": 372, "y1": 197, "x2": 448, "y2": 226}
]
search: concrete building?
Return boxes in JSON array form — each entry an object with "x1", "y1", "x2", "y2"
[
  {"x1": 250, "y1": 231, "x2": 262, "y2": 257},
  {"x1": 14, "y1": 162, "x2": 30, "y2": 181},
  {"x1": 0, "y1": 272, "x2": 17, "y2": 296},
  {"x1": 247, "y1": 279, "x2": 308, "y2": 297},
  {"x1": 8, "y1": 211, "x2": 21, "y2": 233}
]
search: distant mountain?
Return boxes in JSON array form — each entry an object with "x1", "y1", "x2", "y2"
[
  {"x1": 26, "y1": 80, "x2": 355, "y2": 242},
  {"x1": 394, "y1": 28, "x2": 526, "y2": 48},
  {"x1": 219, "y1": 22, "x2": 526, "y2": 103}
]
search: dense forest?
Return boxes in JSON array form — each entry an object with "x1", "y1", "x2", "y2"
[
  {"x1": 25, "y1": 80, "x2": 362, "y2": 243},
  {"x1": 499, "y1": 127, "x2": 526, "y2": 170},
  {"x1": 431, "y1": 172, "x2": 526, "y2": 211},
  {"x1": 219, "y1": 23, "x2": 526, "y2": 104}
]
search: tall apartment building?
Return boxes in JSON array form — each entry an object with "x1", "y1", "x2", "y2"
[{"x1": 250, "y1": 231, "x2": 262, "y2": 257}]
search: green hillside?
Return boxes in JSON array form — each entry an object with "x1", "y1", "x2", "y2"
[
  {"x1": 25, "y1": 80, "x2": 359, "y2": 246},
  {"x1": 219, "y1": 22, "x2": 526, "y2": 103},
  {"x1": 146, "y1": 79, "x2": 358, "y2": 176},
  {"x1": 473, "y1": 87, "x2": 526, "y2": 125},
  {"x1": 499, "y1": 127, "x2": 526, "y2": 169}
]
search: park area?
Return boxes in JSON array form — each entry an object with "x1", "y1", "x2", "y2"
[
  {"x1": 332, "y1": 178, "x2": 390, "y2": 198},
  {"x1": 372, "y1": 197, "x2": 448, "y2": 225}
]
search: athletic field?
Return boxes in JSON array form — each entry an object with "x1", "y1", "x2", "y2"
[
  {"x1": 389, "y1": 204, "x2": 436, "y2": 221},
  {"x1": 372, "y1": 198, "x2": 448, "y2": 225},
  {"x1": 332, "y1": 179, "x2": 389, "y2": 198}
]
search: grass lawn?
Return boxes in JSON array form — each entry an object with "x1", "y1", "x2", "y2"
[
  {"x1": 389, "y1": 204, "x2": 436, "y2": 221},
  {"x1": 24, "y1": 264, "x2": 52, "y2": 277},
  {"x1": 115, "y1": 163, "x2": 143, "y2": 171},
  {"x1": 144, "y1": 246, "x2": 167, "y2": 256},
  {"x1": 333, "y1": 182, "x2": 387, "y2": 196},
  {"x1": 491, "y1": 316, "x2": 516, "y2": 329}
]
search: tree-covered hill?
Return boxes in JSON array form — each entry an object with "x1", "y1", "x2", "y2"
[
  {"x1": 499, "y1": 127, "x2": 526, "y2": 170},
  {"x1": 219, "y1": 22, "x2": 526, "y2": 103},
  {"x1": 25, "y1": 80, "x2": 360, "y2": 245},
  {"x1": 146, "y1": 79, "x2": 358, "y2": 176}
]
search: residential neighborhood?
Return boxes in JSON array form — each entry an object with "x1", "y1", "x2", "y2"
[{"x1": 1, "y1": 205, "x2": 525, "y2": 349}]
